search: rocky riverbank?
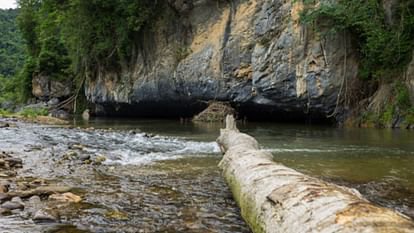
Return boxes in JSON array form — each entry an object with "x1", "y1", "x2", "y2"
[{"x1": 0, "y1": 118, "x2": 249, "y2": 232}]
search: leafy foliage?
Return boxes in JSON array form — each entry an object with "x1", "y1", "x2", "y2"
[
  {"x1": 0, "y1": 8, "x2": 29, "y2": 106},
  {"x1": 0, "y1": 9, "x2": 25, "y2": 77},
  {"x1": 18, "y1": 106, "x2": 48, "y2": 118},
  {"x1": 6, "y1": 0, "x2": 157, "y2": 107},
  {"x1": 17, "y1": 0, "x2": 158, "y2": 80},
  {"x1": 300, "y1": 0, "x2": 414, "y2": 80}
]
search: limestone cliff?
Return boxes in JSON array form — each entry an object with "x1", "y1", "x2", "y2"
[{"x1": 84, "y1": 0, "x2": 358, "y2": 121}]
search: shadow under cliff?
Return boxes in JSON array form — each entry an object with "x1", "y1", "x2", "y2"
[{"x1": 94, "y1": 102, "x2": 336, "y2": 125}]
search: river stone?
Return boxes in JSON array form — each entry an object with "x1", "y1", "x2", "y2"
[
  {"x1": 1, "y1": 200, "x2": 24, "y2": 210},
  {"x1": 0, "y1": 180, "x2": 10, "y2": 192},
  {"x1": 0, "y1": 184, "x2": 7, "y2": 194},
  {"x1": 0, "y1": 193, "x2": 9, "y2": 201},
  {"x1": 49, "y1": 192, "x2": 82, "y2": 203},
  {"x1": 29, "y1": 178, "x2": 47, "y2": 188},
  {"x1": 23, "y1": 195, "x2": 43, "y2": 218},
  {"x1": 0, "y1": 207, "x2": 11, "y2": 215},
  {"x1": 11, "y1": 197, "x2": 24, "y2": 205},
  {"x1": 0, "y1": 159, "x2": 5, "y2": 167},
  {"x1": 7, "y1": 185, "x2": 72, "y2": 198},
  {"x1": 4, "y1": 157, "x2": 23, "y2": 168},
  {"x1": 79, "y1": 154, "x2": 90, "y2": 161},
  {"x1": 29, "y1": 195, "x2": 41, "y2": 204},
  {"x1": 94, "y1": 155, "x2": 107, "y2": 164},
  {"x1": 0, "y1": 123, "x2": 9, "y2": 128},
  {"x1": 33, "y1": 208, "x2": 59, "y2": 222},
  {"x1": 11, "y1": 208, "x2": 23, "y2": 214}
]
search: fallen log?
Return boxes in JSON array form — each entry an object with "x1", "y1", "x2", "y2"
[{"x1": 217, "y1": 115, "x2": 414, "y2": 233}]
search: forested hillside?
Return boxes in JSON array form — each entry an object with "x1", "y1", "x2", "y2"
[
  {"x1": 0, "y1": 8, "x2": 27, "y2": 106},
  {"x1": 17, "y1": 0, "x2": 157, "y2": 83},
  {"x1": 0, "y1": 8, "x2": 25, "y2": 77}
]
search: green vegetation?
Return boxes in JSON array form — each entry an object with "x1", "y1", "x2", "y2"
[
  {"x1": 0, "y1": 8, "x2": 28, "y2": 107},
  {"x1": 359, "y1": 83, "x2": 414, "y2": 128},
  {"x1": 18, "y1": 107, "x2": 48, "y2": 118},
  {"x1": 300, "y1": 0, "x2": 414, "y2": 80},
  {"x1": 0, "y1": 108, "x2": 12, "y2": 117},
  {"x1": 0, "y1": 0, "x2": 158, "y2": 110},
  {"x1": 17, "y1": 0, "x2": 158, "y2": 80},
  {"x1": 300, "y1": 0, "x2": 414, "y2": 128},
  {"x1": 0, "y1": 9, "x2": 25, "y2": 77}
]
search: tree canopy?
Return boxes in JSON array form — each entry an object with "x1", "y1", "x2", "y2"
[
  {"x1": 16, "y1": 0, "x2": 158, "y2": 82},
  {"x1": 0, "y1": 8, "x2": 25, "y2": 78}
]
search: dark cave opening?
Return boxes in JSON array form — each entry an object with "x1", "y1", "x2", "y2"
[{"x1": 94, "y1": 101, "x2": 336, "y2": 125}]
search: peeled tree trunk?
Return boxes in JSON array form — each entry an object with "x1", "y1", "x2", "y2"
[{"x1": 217, "y1": 115, "x2": 414, "y2": 233}]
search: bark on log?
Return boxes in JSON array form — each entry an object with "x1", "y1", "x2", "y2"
[{"x1": 217, "y1": 115, "x2": 414, "y2": 233}]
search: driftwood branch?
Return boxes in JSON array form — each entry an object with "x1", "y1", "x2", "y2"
[{"x1": 217, "y1": 115, "x2": 414, "y2": 233}]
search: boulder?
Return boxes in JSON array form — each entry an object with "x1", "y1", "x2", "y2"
[{"x1": 32, "y1": 75, "x2": 72, "y2": 99}]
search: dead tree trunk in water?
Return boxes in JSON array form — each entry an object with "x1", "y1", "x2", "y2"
[{"x1": 217, "y1": 115, "x2": 414, "y2": 233}]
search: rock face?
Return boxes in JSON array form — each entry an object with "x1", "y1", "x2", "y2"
[
  {"x1": 85, "y1": 0, "x2": 358, "y2": 121},
  {"x1": 32, "y1": 75, "x2": 72, "y2": 100}
]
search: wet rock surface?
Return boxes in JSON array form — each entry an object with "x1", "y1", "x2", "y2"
[{"x1": 0, "y1": 120, "x2": 250, "y2": 233}]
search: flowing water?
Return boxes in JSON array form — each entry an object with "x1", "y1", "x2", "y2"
[{"x1": 0, "y1": 118, "x2": 413, "y2": 232}]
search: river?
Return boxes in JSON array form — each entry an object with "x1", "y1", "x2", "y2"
[{"x1": 0, "y1": 118, "x2": 413, "y2": 232}]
